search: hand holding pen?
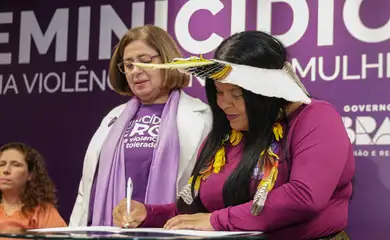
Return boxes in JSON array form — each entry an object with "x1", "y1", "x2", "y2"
[{"x1": 113, "y1": 178, "x2": 147, "y2": 228}]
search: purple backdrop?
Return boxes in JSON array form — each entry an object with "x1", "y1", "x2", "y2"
[{"x1": 1, "y1": 0, "x2": 389, "y2": 239}]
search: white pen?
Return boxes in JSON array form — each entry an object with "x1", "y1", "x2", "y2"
[{"x1": 126, "y1": 177, "x2": 133, "y2": 216}]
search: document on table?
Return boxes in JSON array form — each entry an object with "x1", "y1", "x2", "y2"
[{"x1": 30, "y1": 226, "x2": 262, "y2": 237}]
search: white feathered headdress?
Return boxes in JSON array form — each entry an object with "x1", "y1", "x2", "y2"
[{"x1": 132, "y1": 56, "x2": 311, "y2": 104}]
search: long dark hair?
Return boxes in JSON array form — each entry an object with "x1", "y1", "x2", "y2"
[{"x1": 177, "y1": 31, "x2": 290, "y2": 213}]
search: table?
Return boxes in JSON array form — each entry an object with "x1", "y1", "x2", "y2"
[{"x1": 0, "y1": 231, "x2": 266, "y2": 239}]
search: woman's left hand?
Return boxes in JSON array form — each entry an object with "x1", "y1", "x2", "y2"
[{"x1": 163, "y1": 213, "x2": 214, "y2": 231}]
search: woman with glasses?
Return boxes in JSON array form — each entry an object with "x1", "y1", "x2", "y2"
[{"x1": 69, "y1": 25, "x2": 212, "y2": 227}]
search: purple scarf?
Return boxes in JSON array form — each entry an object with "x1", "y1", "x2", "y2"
[{"x1": 91, "y1": 90, "x2": 181, "y2": 226}]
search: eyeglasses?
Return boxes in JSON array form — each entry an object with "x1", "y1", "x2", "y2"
[{"x1": 117, "y1": 54, "x2": 160, "y2": 74}]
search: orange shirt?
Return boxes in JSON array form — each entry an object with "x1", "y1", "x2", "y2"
[{"x1": 0, "y1": 204, "x2": 67, "y2": 231}]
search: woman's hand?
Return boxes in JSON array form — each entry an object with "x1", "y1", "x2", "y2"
[
  {"x1": 113, "y1": 199, "x2": 147, "y2": 228},
  {"x1": 163, "y1": 213, "x2": 214, "y2": 231}
]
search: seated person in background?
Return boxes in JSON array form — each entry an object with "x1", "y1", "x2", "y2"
[
  {"x1": 113, "y1": 31, "x2": 354, "y2": 240},
  {"x1": 0, "y1": 142, "x2": 66, "y2": 231},
  {"x1": 69, "y1": 24, "x2": 211, "y2": 227}
]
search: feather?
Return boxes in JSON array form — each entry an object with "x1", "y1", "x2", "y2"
[
  {"x1": 283, "y1": 62, "x2": 310, "y2": 96},
  {"x1": 133, "y1": 56, "x2": 311, "y2": 104},
  {"x1": 185, "y1": 61, "x2": 233, "y2": 81},
  {"x1": 179, "y1": 183, "x2": 195, "y2": 205},
  {"x1": 179, "y1": 175, "x2": 202, "y2": 205},
  {"x1": 230, "y1": 130, "x2": 243, "y2": 146},
  {"x1": 132, "y1": 56, "x2": 214, "y2": 69},
  {"x1": 251, "y1": 164, "x2": 279, "y2": 215},
  {"x1": 217, "y1": 61, "x2": 311, "y2": 104},
  {"x1": 251, "y1": 183, "x2": 268, "y2": 215},
  {"x1": 213, "y1": 147, "x2": 226, "y2": 173}
]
